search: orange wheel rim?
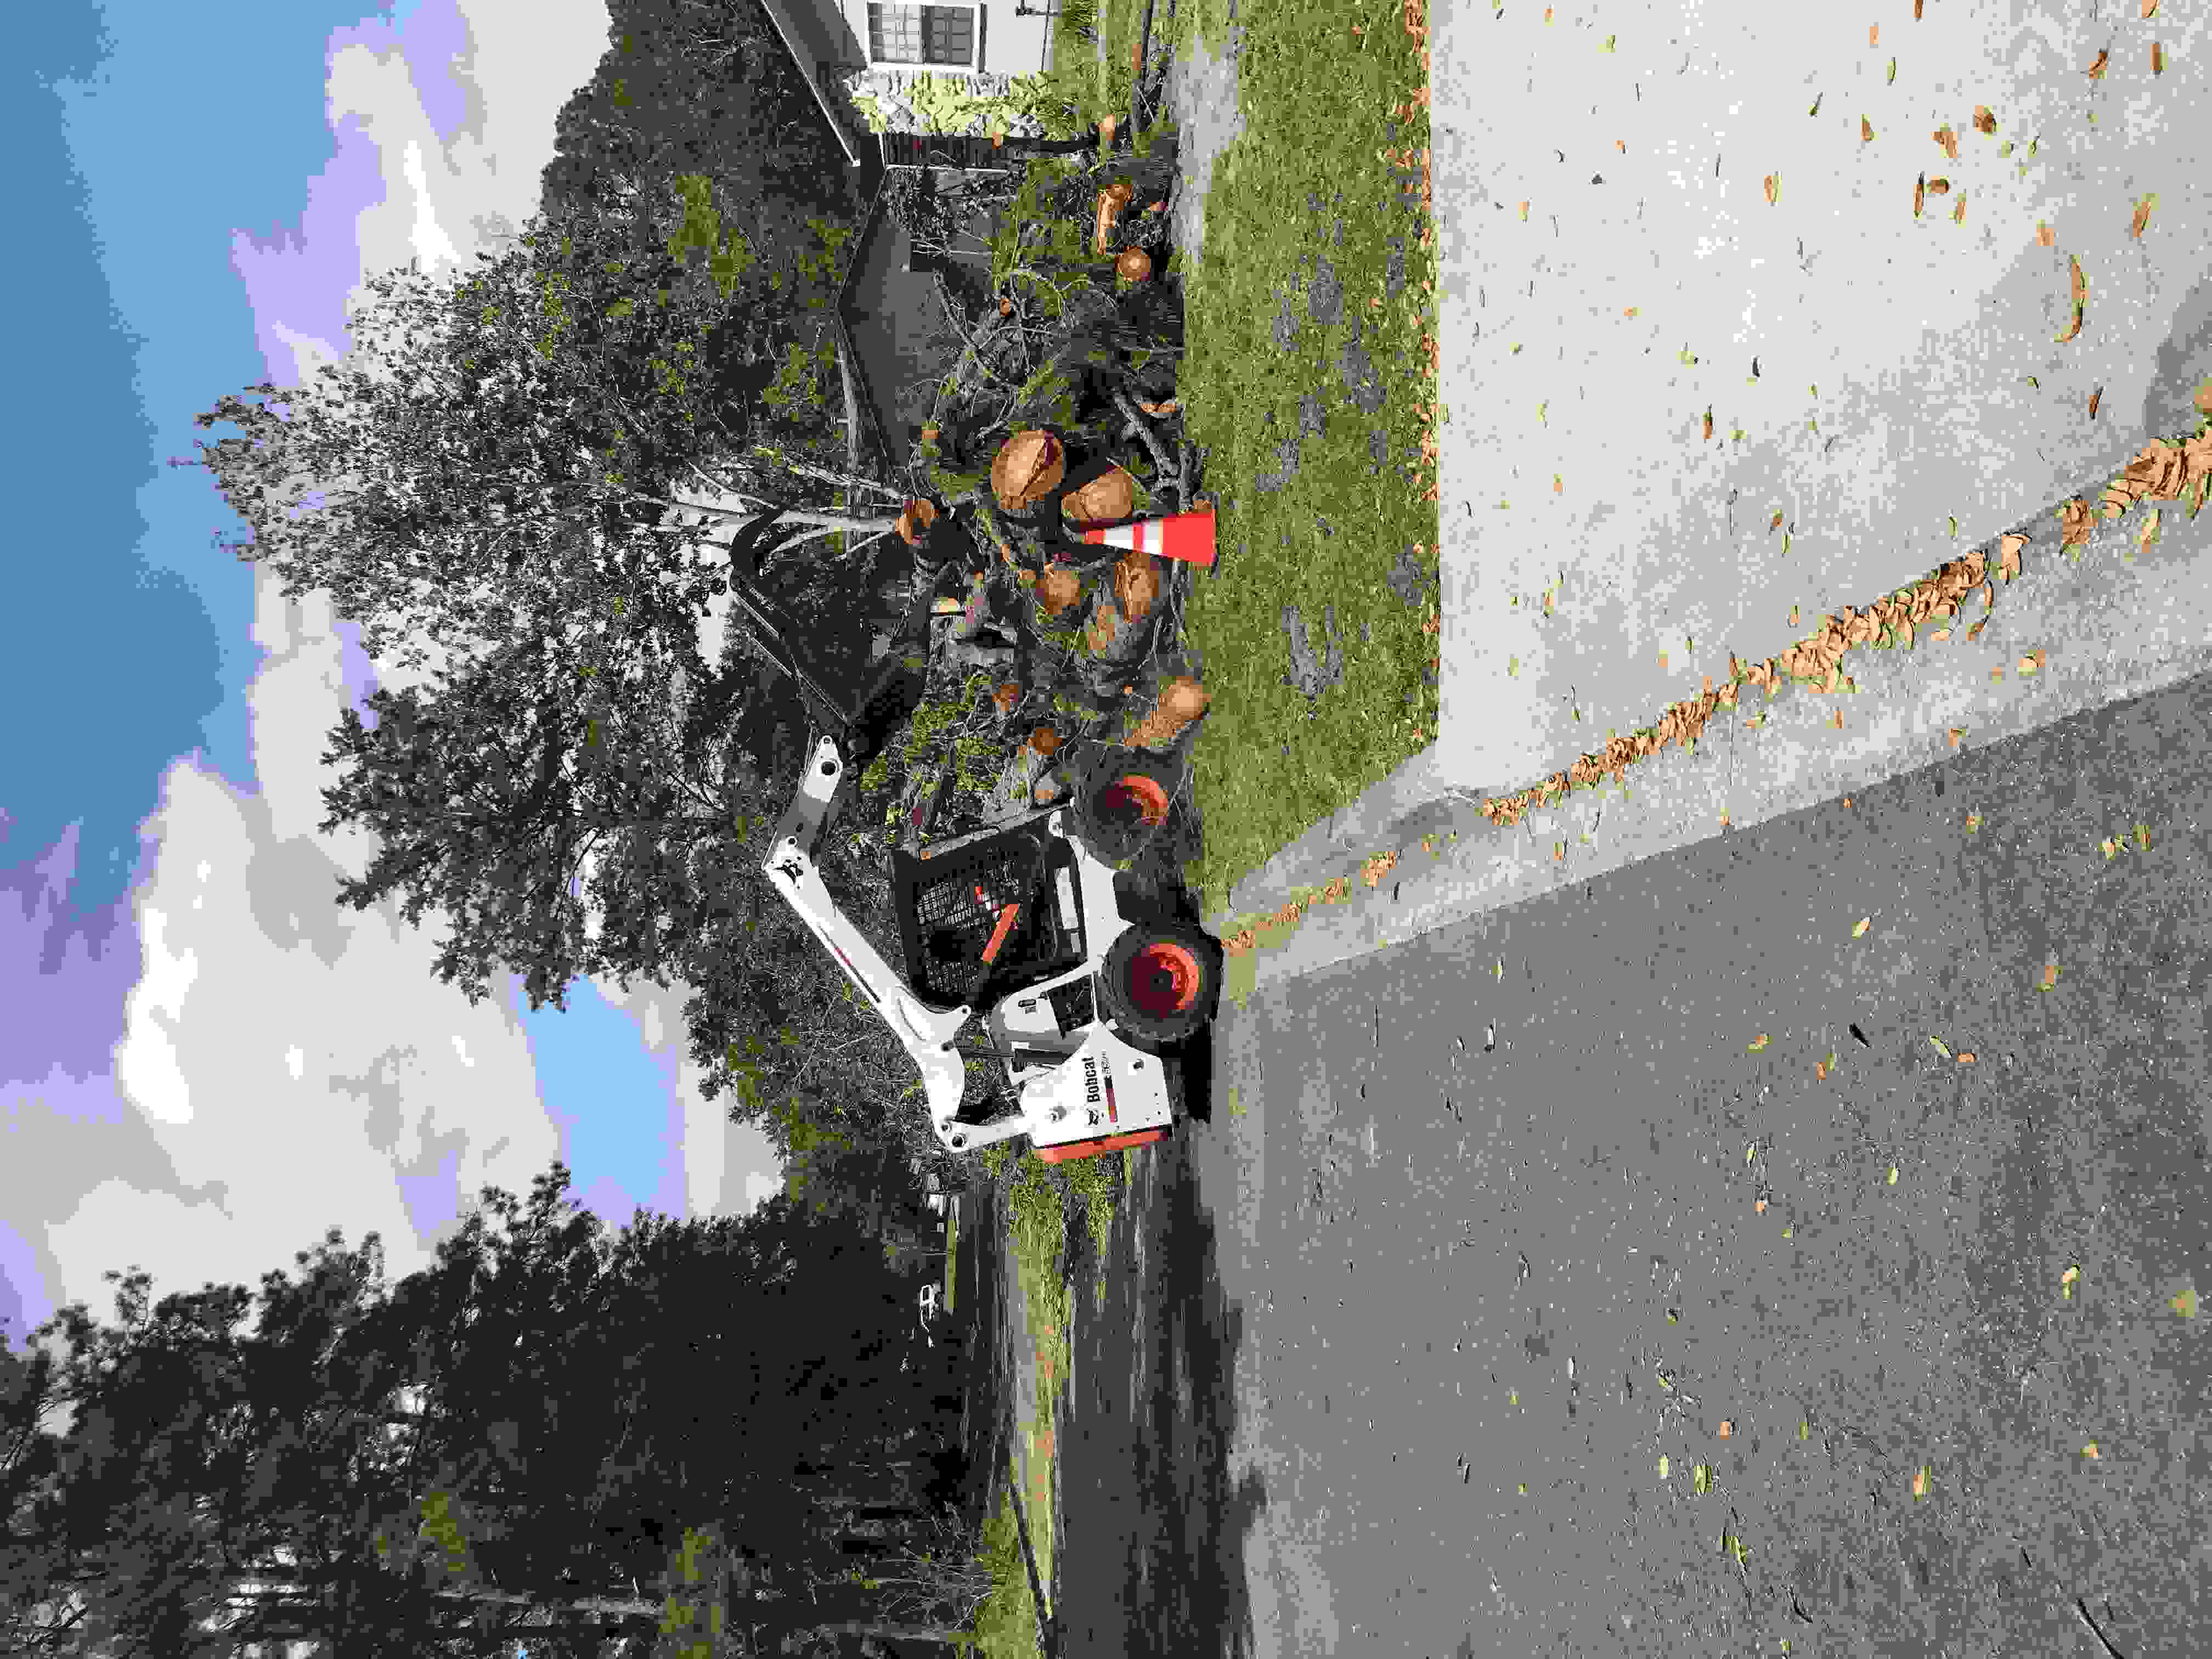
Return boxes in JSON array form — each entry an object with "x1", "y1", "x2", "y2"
[
  {"x1": 1099, "y1": 773, "x2": 1170, "y2": 828},
  {"x1": 1127, "y1": 940, "x2": 1201, "y2": 1017}
]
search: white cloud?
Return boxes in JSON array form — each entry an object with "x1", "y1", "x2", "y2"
[
  {"x1": 328, "y1": 0, "x2": 611, "y2": 290},
  {"x1": 51, "y1": 0, "x2": 788, "y2": 1356},
  {"x1": 95, "y1": 569, "x2": 563, "y2": 1263}
]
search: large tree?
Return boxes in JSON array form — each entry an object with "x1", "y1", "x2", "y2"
[
  {"x1": 541, "y1": 0, "x2": 840, "y2": 222},
  {"x1": 306, "y1": 601, "x2": 926, "y2": 1125},
  {"x1": 171, "y1": 170, "x2": 901, "y2": 687},
  {"x1": 7, "y1": 1164, "x2": 978, "y2": 1659}
]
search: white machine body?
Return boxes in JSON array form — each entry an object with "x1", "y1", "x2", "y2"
[{"x1": 763, "y1": 735, "x2": 1176, "y2": 1157}]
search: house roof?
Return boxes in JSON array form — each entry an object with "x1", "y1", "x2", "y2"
[{"x1": 827, "y1": 168, "x2": 900, "y2": 476}]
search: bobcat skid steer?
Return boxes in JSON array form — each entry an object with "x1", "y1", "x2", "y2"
[{"x1": 763, "y1": 729, "x2": 1224, "y2": 1163}]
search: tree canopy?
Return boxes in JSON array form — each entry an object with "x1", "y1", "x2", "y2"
[{"x1": 5, "y1": 1162, "x2": 968, "y2": 1657}]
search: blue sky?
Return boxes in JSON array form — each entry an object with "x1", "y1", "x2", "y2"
[{"x1": 0, "y1": 0, "x2": 786, "y2": 1358}]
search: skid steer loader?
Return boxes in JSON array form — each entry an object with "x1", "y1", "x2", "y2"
[{"x1": 738, "y1": 499, "x2": 1225, "y2": 1163}]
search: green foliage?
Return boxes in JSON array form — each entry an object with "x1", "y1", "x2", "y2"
[
  {"x1": 905, "y1": 72, "x2": 1002, "y2": 137},
  {"x1": 664, "y1": 172, "x2": 759, "y2": 300},
  {"x1": 371, "y1": 1487, "x2": 494, "y2": 1591},
  {"x1": 761, "y1": 333, "x2": 837, "y2": 419}
]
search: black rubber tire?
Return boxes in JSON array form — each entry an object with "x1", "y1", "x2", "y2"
[
  {"x1": 1098, "y1": 917, "x2": 1223, "y2": 1047},
  {"x1": 1067, "y1": 746, "x2": 1185, "y2": 866}
]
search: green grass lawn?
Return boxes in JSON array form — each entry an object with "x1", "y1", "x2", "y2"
[
  {"x1": 1150, "y1": 0, "x2": 1443, "y2": 923},
  {"x1": 973, "y1": 0, "x2": 1444, "y2": 926}
]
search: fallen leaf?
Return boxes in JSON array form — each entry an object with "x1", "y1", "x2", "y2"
[
  {"x1": 1658, "y1": 1454, "x2": 1671, "y2": 1480},
  {"x1": 1927, "y1": 177, "x2": 1951, "y2": 195},
  {"x1": 2036, "y1": 222, "x2": 2056, "y2": 247},
  {"x1": 2086, "y1": 48, "x2": 2109, "y2": 80},
  {"x1": 1870, "y1": 23, "x2": 1878, "y2": 46},
  {"x1": 1748, "y1": 1034, "x2": 1770, "y2": 1053},
  {"x1": 1771, "y1": 510, "x2": 1785, "y2": 531},
  {"x1": 1933, "y1": 125, "x2": 1959, "y2": 160},
  {"x1": 1973, "y1": 105, "x2": 1996, "y2": 135},
  {"x1": 1954, "y1": 193, "x2": 1967, "y2": 225},
  {"x1": 1816, "y1": 1060, "x2": 1827, "y2": 1080},
  {"x1": 1764, "y1": 173, "x2": 1779, "y2": 205},
  {"x1": 1718, "y1": 1420, "x2": 1734, "y2": 1439},
  {"x1": 1928, "y1": 1036, "x2": 1953, "y2": 1059},
  {"x1": 1755, "y1": 1198, "x2": 1768, "y2": 1213},
  {"x1": 2152, "y1": 41, "x2": 2165, "y2": 74},
  {"x1": 1853, "y1": 916, "x2": 1872, "y2": 939},
  {"x1": 2082, "y1": 1442, "x2": 2100, "y2": 1458},
  {"x1": 1694, "y1": 1463, "x2": 1712, "y2": 1494},
  {"x1": 1863, "y1": 115, "x2": 1876, "y2": 143},
  {"x1": 1914, "y1": 172, "x2": 1926, "y2": 218},
  {"x1": 2055, "y1": 255, "x2": 2087, "y2": 343},
  {"x1": 2131, "y1": 196, "x2": 2154, "y2": 238},
  {"x1": 2088, "y1": 387, "x2": 2103, "y2": 420},
  {"x1": 1956, "y1": 1051, "x2": 1977, "y2": 1064},
  {"x1": 2172, "y1": 1286, "x2": 2197, "y2": 1318},
  {"x1": 1914, "y1": 1464, "x2": 1931, "y2": 1498},
  {"x1": 1888, "y1": 1165, "x2": 1899, "y2": 1185}
]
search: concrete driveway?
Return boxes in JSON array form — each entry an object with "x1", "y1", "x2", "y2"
[
  {"x1": 1435, "y1": 0, "x2": 2212, "y2": 783},
  {"x1": 1205, "y1": 0, "x2": 2212, "y2": 974},
  {"x1": 1065, "y1": 660, "x2": 2212, "y2": 1659}
]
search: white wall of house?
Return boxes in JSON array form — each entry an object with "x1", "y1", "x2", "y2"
[
  {"x1": 832, "y1": 0, "x2": 1059, "y2": 81},
  {"x1": 768, "y1": 0, "x2": 1073, "y2": 153}
]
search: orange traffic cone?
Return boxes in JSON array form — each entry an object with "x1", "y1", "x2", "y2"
[{"x1": 1079, "y1": 503, "x2": 1216, "y2": 566}]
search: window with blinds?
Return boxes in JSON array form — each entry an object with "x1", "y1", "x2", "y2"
[{"x1": 867, "y1": 3, "x2": 978, "y2": 68}]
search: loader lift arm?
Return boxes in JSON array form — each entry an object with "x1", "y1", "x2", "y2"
[{"x1": 763, "y1": 738, "x2": 1033, "y2": 1151}]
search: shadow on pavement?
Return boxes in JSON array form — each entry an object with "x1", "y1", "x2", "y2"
[{"x1": 1051, "y1": 1128, "x2": 1267, "y2": 1656}]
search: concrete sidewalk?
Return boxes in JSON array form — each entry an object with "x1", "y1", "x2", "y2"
[{"x1": 1202, "y1": 0, "x2": 2212, "y2": 986}]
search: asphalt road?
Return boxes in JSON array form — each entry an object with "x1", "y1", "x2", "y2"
[{"x1": 1053, "y1": 663, "x2": 2212, "y2": 1657}]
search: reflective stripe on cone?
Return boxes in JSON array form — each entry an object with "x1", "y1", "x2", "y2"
[{"x1": 1077, "y1": 504, "x2": 1216, "y2": 566}]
